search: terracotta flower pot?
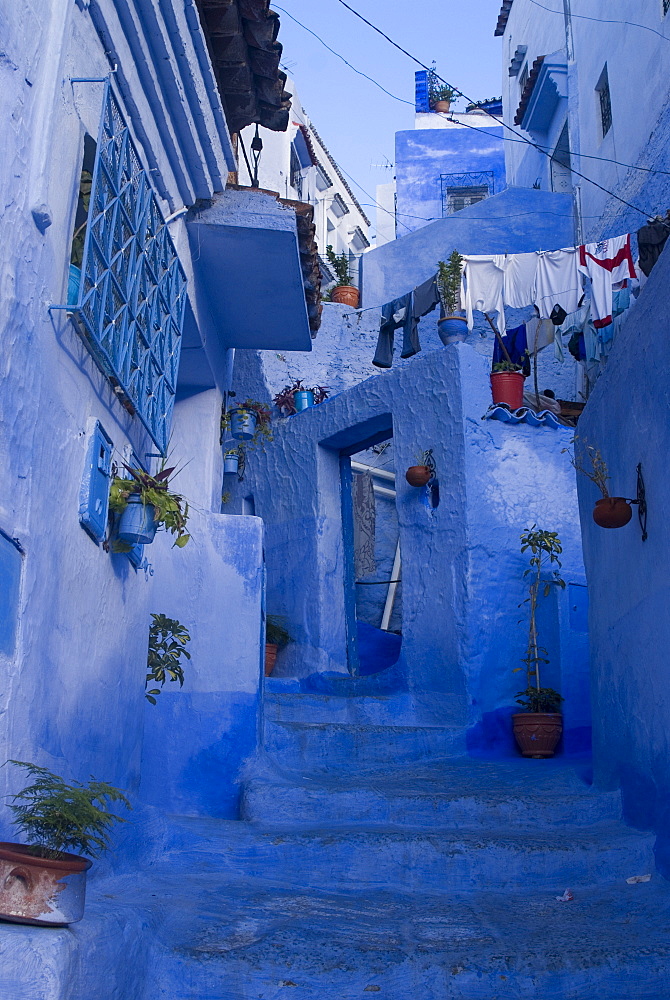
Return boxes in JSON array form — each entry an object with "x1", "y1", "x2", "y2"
[
  {"x1": 265, "y1": 643, "x2": 278, "y2": 677},
  {"x1": 592, "y1": 497, "x2": 632, "y2": 529},
  {"x1": 331, "y1": 285, "x2": 359, "y2": 308},
  {"x1": 512, "y1": 713, "x2": 563, "y2": 758},
  {"x1": 490, "y1": 371, "x2": 525, "y2": 409},
  {"x1": 405, "y1": 465, "x2": 432, "y2": 487},
  {"x1": 0, "y1": 843, "x2": 92, "y2": 925},
  {"x1": 433, "y1": 100, "x2": 451, "y2": 113}
]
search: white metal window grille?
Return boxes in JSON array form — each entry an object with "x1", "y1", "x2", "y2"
[
  {"x1": 70, "y1": 81, "x2": 187, "y2": 455},
  {"x1": 441, "y1": 172, "x2": 494, "y2": 216}
]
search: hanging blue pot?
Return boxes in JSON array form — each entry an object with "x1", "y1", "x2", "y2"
[
  {"x1": 437, "y1": 313, "x2": 468, "y2": 345},
  {"x1": 230, "y1": 408, "x2": 257, "y2": 441},
  {"x1": 294, "y1": 390, "x2": 314, "y2": 412},
  {"x1": 68, "y1": 264, "x2": 81, "y2": 306},
  {"x1": 223, "y1": 453, "x2": 239, "y2": 475},
  {"x1": 117, "y1": 493, "x2": 158, "y2": 545}
]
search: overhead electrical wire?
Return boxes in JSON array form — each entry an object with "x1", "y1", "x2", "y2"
[{"x1": 526, "y1": 0, "x2": 670, "y2": 42}]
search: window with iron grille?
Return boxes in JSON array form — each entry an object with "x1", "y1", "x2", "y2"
[
  {"x1": 440, "y1": 171, "x2": 494, "y2": 216},
  {"x1": 664, "y1": 0, "x2": 670, "y2": 16},
  {"x1": 595, "y1": 65, "x2": 612, "y2": 138},
  {"x1": 69, "y1": 82, "x2": 187, "y2": 456}
]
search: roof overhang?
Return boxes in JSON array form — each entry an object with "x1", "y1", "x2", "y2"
[{"x1": 519, "y1": 57, "x2": 568, "y2": 132}]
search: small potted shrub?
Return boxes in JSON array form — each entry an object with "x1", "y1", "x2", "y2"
[
  {"x1": 222, "y1": 399, "x2": 273, "y2": 447},
  {"x1": 265, "y1": 614, "x2": 293, "y2": 677},
  {"x1": 430, "y1": 83, "x2": 457, "y2": 113},
  {"x1": 0, "y1": 761, "x2": 130, "y2": 925},
  {"x1": 326, "y1": 245, "x2": 359, "y2": 308},
  {"x1": 406, "y1": 449, "x2": 435, "y2": 487},
  {"x1": 223, "y1": 449, "x2": 241, "y2": 475},
  {"x1": 490, "y1": 360, "x2": 526, "y2": 409},
  {"x1": 512, "y1": 527, "x2": 566, "y2": 758},
  {"x1": 566, "y1": 439, "x2": 632, "y2": 529},
  {"x1": 273, "y1": 380, "x2": 330, "y2": 415},
  {"x1": 436, "y1": 251, "x2": 466, "y2": 343},
  {"x1": 145, "y1": 613, "x2": 192, "y2": 704},
  {"x1": 109, "y1": 465, "x2": 190, "y2": 548}
]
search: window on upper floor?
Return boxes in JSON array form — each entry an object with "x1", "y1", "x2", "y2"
[
  {"x1": 441, "y1": 171, "x2": 494, "y2": 216},
  {"x1": 67, "y1": 82, "x2": 187, "y2": 456},
  {"x1": 595, "y1": 64, "x2": 612, "y2": 138},
  {"x1": 519, "y1": 63, "x2": 529, "y2": 94},
  {"x1": 290, "y1": 143, "x2": 303, "y2": 200},
  {"x1": 664, "y1": 0, "x2": 670, "y2": 16}
]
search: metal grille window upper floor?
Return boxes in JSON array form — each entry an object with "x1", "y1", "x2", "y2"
[
  {"x1": 596, "y1": 65, "x2": 612, "y2": 139},
  {"x1": 68, "y1": 82, "x2": 187, "y2": 455},
  {"x1": 441, "y1": 171, "x2": 494, "y2": 216}
]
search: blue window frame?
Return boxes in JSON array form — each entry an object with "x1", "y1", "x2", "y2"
[{"x1": 69, "y1": 82, "x2": 187, "y2": 455}]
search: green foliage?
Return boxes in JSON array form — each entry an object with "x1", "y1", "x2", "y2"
[
  {"x1": 491, "y1": 360, "x2": 523, "y2": 373},
  {"x1": 515, "y1": 527, "x2": 566, "y2": 710},
  {"x1": 515, "y1": 686, "x2": 564, "y2": 713},
  {"x1": 563, "y1": 437, "x2": 610, "y2": 498},
  {"x1": 7, "y1": 761, "x2": 131, "y2": 860},
  {"x1": 325, "y1": 245, "x2": 354, "y2": 287},
  {"x1": 266, "y1": 614, "x2": 293, "y2": 646},
  {"x1": 221, "y1": 399, "x2": 273, "y2": 451},
  {"x1": 428, "y1": 68, "x2": 457, "y2": 107},
  {"x1": 437, "y1": 251, "x2": 463, "y2": 314},
  {"x1": 109, "y1": 464, "x2": 190, "y2": 548},
  {"x1": 145, "y1": 613, "x2": 191, "y2": 704}
]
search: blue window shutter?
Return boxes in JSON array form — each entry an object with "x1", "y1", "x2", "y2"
[
  {"x1": 415, "y1": 71, "x2": 430, "y2": 112},
  {"x1": 79, "y1": 421, "x2": 113, "y2": 544}
]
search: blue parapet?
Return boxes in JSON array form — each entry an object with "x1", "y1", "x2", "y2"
[{"x1": 415, "y1": 70, "x2": 430, "y2": 112}]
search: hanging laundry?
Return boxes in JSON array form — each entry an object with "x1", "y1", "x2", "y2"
[
  {"x1": 526, "y1": 315, "x2": 555, "y2": 353},
  {"x1": 578, "y1": 234, "x2": 636, "y2": 328},
  {"x1": 493, "y1": 324, "x2": 528, "y2": 366},
  {"x1": 637, "y1": 218, "x2": 670, "y2": 277},
  {"x1": 352, "y1": 472, "x2": 376, "y2": 579},
  {"x1": 372, "y1": 291, "x2": 414, "y2": 368},
  {"x1": 462, "y1": 255, "x2": 506, "y2": 334},
  {"x1": 410, "y1": 273, "x2": 440, "y2": 354},
  {"x1": 502, "y1": 252, "x2": 539, "y2": 309},
  {"x1": 534, "y1": 248, "x2": 582, "y2": 319}
]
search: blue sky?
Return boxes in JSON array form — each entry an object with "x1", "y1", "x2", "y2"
[{"x1": 273, "y1": 0, "x2": 505, "y2": 231}]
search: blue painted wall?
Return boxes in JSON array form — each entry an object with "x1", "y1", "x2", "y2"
[{"x1": 395, "y1": 123, "x2": 506, "y2": 235}]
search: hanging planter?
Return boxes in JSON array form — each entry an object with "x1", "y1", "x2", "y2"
[
  {"x1": 273, "y1": 381, "x2": 329, "y2": 416},
  {"x1": 117, "y1": 493, "x2": 158, "y2": 545},
  {"x1": 222, "y1": 400, "x2": 273, "y2": 448},
  {"x1": 490, "y1": 369, "x2": 525, "y2": 409},
  {"x1": 437, "y1": 314, "x2": 467, "y2": 344},
  {"x1": 230, "y1": 408, "x2": 257, "y2": 441},
  {"x1": 109, "y1": 465, "x2": 191, "y2": 550},
  {"x1": 566, "y1": 440, "x2": 640, "y2": 532},
  {"x1": 406, "y1": 466, "x2": 432, "y2": 487},
  {"x1": 223, "y1": 451, "x2": 240, "y2": 475},
  {"x1": 294, "y1": 389, "x2": 314, "y2": 411},
  {"x1": 592, "y1": 497, "x2": 632, "y2": 529}
]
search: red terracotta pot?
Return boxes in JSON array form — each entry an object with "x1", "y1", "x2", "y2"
[
  {"x1": 592, "y1": 497, "x2": 632, "y2": 529},
  {"x1": 490, "y1": 371, "x2": 525, "y2": 409},
  {"x1": 0, "y1": 843, "x2": 92, "y2": 925},
  {"x1": 405, "y1": 465, "x2": 432, "y2": 487},
  {"x1": 433, "y1": 100, "x2": 451, "y2": 113},
  {"x1": 265, "y1": 643, "x2": 278, "y2": 677},
  {"x1": 331, "y1": 285, "x2": 360, "y2": 308},
  {"x1": 512, "y1": 713, "x2": 563, "y2": 758}
]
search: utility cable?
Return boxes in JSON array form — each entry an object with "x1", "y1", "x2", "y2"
[
  {"x1": 527, "y1": 0, "x2": 670, "y2": 42},
  {"x1": 331, "y1": 0, "x2": 657, "y2": 219}
]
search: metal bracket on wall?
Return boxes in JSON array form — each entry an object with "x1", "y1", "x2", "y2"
[{"x1": 630, "y1": 462, "x2": 648, "y2": 542}]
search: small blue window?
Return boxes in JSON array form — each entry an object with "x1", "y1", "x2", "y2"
[{"x1": 79, "y1": 421, "x2": 113, "y2": 544}]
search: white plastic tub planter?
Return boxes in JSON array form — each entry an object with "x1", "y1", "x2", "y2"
[
  {"x1": 223, "y1": 452, "x2": 240, "y2": 475},
  {"x1": 117, "y1": 493, "x2": 158, "y2": 545},
  {"x1": 0, "y1": 843, "x2": 92, "y2": 926},
  {"x1": 230, "y1": 408, "x2": 257, "y2": 441},
  {"x1": 294, "y1": 389, "x2": 314, "y2": 411}
]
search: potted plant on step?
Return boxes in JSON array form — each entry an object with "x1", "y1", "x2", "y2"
[
  {"x1": 490, "y1": 360, "x2": 526, "y2": 409},
  {"x1": 436, "y1": 251, "x2": 466, "y2": 343},
  {"x1": 265, "y1": 614, "x2": 293, "y2": 677},
  {"x1": 109, "y1": 465, "x2": 191, "y2": 549},
  {"x1": 0, "y1": 761, "x2": 130, "y2": 925},
  {"x1": 273, "y1": 380, "x2": 330, "y2": 415},
  {"x1": 512, "y1": 527, "x2": 566, "y2": 758},
  {"x1": 222, "y1": 399, "x2": 273, "y2": 447},
  {"x1": 565, "y1": 439, "x2": 632, "y2": 529},
  {"x1": 145, "y1": 613, "x2": 192, "y2": 704},
  {"x1": 326, "y1": 245, "x2": 359, "y2": 308}
]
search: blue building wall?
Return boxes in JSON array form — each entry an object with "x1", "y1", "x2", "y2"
[
  {"x1": 577, "y1": 243, "x2": 670, "y2": 866},
  {"x1": 395, "y1": 122, "x2": 506, "y2": 235}
]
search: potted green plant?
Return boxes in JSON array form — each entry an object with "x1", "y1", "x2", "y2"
[
  {"x1": 265, "y1": 614, "x2": 293, "y2": 677},
  {"x1": 223, "y1": 448, "x2": 241, "y2": 476},
  {"x1": 490, "y1": 360, "x2": 526, "y2": 409},
  {"x1": 428, "y1": 69, "x2": 457, "y2": 112},
  {"x1": 405, "y1": 449, "x2": 435, "y2": 487},
  {"x1": 565, "y1": 439, "x2": 632, "y2": 529},
  {"x1": 0, "y1": 761, "x2": 130, "y2": 925},
  {"x1": 512, "y1": 527, "x2": 566, "y2": 758},
  {"x1": 325, "y1": 245, "x2": 359, "y2": 308},
  {"x1": 109, "y1": 464, "x2": 190, "y2": 549},
  {"x1": 436, "y1": 252, "x2": 466, "y2": 343},
  {"x1": 222, "y1": 399, "x2": 273, "y2": 448},
  {"x1": 273, "y1": 380, "x2": 330, "y2": 416},
  {"x1": 145, "y1": 613, "x2": 192, "y2": 704}
]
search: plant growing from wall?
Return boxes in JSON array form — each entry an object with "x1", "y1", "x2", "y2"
[
  {"x1": 109, "y1": 464, "x2": 191, "y2": 548},
  {"x1": 145, "y1": 613, "x2": 191, "y2": 704},
  {"x1": 515, "y1": 526, "x2": 565, "y2": 713},
  {"x1": 325, "y1": 245, "x2": 354, "y2": 287},
  {"x1": 437, "y1": 252, "x2": 464, "y2": 315},
  {"x1": 273, "y1": 380, "x2": 330, "y2": 416},
  {"x1": 6, "y1": 761, "x2": 131, "y2": 860}
]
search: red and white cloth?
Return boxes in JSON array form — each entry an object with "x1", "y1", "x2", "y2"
[{"x1": 578, "y1": 234, "x2": 636, "y2": 328}]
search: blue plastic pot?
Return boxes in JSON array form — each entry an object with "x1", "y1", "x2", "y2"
[
  {"x1": 437, "y1": 313, "x2": 467, "y2": 345},
  {"x1": 294, "y1": 390, "x2": 314, "y2": 412},
  {"x1": 117, "y1": 493, "x2": 158, "y2": 545},
  {"x1": 230, "y1": 409, "x2": 257, "y2": 441},
  {"x1": 68, "y1": 264, "x2": 81, "y2": 306},
  {"x1": 223, "y1": 453, "x2": 239, "y2": 475}
]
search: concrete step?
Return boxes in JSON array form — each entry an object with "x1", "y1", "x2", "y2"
[
  {"x1": 263, "y1": 720, "x2": 467, "y2": 771},
  {"x1": 263, "y1": 690, "x2": 468, "y2": 727},
  {"x1": 165, "y1": 817, "x2": 655, "y2": 893}
]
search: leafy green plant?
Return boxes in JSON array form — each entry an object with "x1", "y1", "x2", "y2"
[
  {"x1": 325, "y1": 245, "x2": 354, "y2": 287},
  {"x1": 6, "y1": 761, "x2": 131, "y2": 860},
  {"x1": 428, "y1": 68, "x2": 457, "y2": 108},
  {"x1": 221, "y1": 399, "x2": 273, "y2": 449},
  {"x1": 563, "y1": 437, "x2": 610, "y2": 498},
  {"x1": 437, "y1": 251, "x2": 463, "y2": 314},
  {"x1": 109, "y1": 464, "x2": 190, "y2": 548},
  {"x1": 145, "y1": 613, "x2": 191, "y2": 704},
  {"x1": 266, "y1": 614, "x2": 293, "y2": 646},
  {"x1": 491, "y1": 360, "x2": 523, "y2": 373},
  {"x1": 515, "y1": 527, "x2": 566, "y2": 713},
  {"x1": 273, "y1": 380, "x2": 330, "y2": 416}
]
